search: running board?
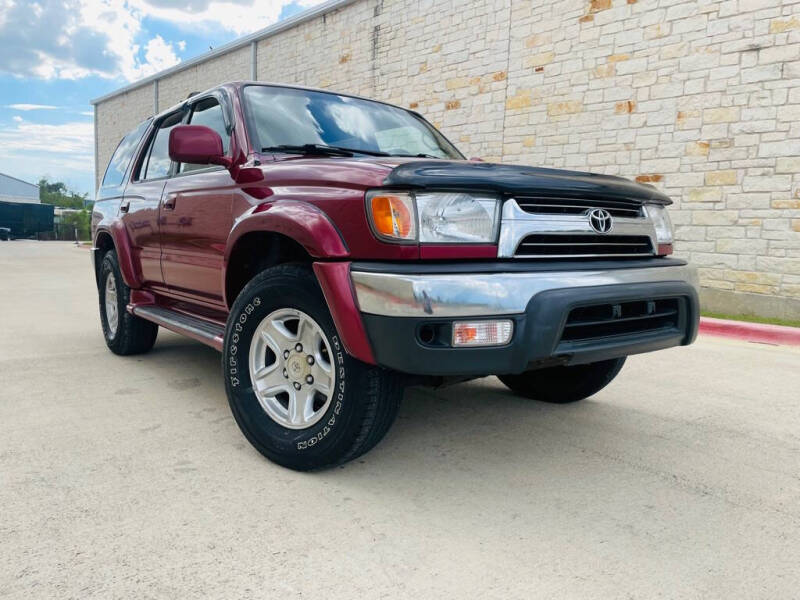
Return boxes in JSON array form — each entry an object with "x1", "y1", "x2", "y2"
[{"x1": 130, "y1": 305, "x2": 225, "y2": 351}]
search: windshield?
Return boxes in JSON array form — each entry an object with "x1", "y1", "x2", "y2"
[{"x1": 242, "y1": 85, "x2": 463, "y2": 159}]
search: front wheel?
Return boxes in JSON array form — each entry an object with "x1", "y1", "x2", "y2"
[
  {"x1": 223, "y1": 264, "x2": 402, "y2": 471},
  {"x1": 498, "y1": 357, "x2": 626, "y2": 404},
  {"x1": 98, "y1": 250, "x2": 158, "y2": 355}
]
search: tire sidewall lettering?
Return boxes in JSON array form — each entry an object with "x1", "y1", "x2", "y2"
[
  {"x1": 294, "y1": 334, "x2": 345, "y2": 451},
  {"x1": 227, "y1": 297, "x2": 259, "y2": 390}
]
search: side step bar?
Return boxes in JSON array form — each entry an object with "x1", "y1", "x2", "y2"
[{"x1": 130, "y1": 305, "x2": 225, "y2": 351}]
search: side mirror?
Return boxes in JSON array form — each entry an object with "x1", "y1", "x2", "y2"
[{"x1": 168, "y1": 125, "x2": 231, "y2": 168}]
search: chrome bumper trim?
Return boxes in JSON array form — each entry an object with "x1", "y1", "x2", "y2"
[{"x1": 352, "y1": 264, "x2": 699, "y2": 318}]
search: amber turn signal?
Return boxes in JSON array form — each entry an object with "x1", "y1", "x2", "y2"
[{"x1": 368, "y1": 192, "x2": 416, "y2": 241}]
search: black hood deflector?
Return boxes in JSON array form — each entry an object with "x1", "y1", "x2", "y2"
[{"x1": 382, "y1": 161, "x2": 671, "y2": 205}]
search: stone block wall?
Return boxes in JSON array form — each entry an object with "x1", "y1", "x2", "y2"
[{"x1": 94, "y1": 0, "x2": 800, "y2": 318}]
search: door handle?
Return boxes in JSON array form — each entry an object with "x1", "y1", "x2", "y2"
[
  {"x1": 119, "y1": 200, "x2": 130, "y2": 213},
  {"x1": 163, "y1": 194, "x2": 177, "y2": 210}
]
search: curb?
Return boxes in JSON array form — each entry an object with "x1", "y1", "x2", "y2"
[{"x1": 699, "y1": 316, "x2": 800, "y2": 347}]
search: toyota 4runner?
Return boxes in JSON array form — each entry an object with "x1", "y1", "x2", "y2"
[{"x1": 92, "y1": 81, "x2": 699, "y2": 471}]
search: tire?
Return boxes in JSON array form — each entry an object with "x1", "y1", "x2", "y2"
[
  {"x1": 223, "y1": 264, "x2": 402, "y2": 471},
  {"x1": 98, "y1": 250, "x2": 158, "y2": 355},
  {"x1": 498, "y1": 357, "x2": 626, "y2": 404}
]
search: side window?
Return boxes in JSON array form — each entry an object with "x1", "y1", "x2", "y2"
[
  {"x1": 180, "y1": 97, "x2": 229, "y2": 173},
  {"x1": 101, "y1": 120, "x2": 150, "y2": 188},
  {"x1": 140, "y1": 111, "x2": 184, "y2": 181}
]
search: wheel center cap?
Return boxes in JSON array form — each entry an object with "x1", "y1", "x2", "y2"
[{"x1": 286, "y1": 354, "x2": 309, "y2": 381}]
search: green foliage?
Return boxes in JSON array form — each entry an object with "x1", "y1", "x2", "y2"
[
  {"x1": 59, "y1": 209, "x2": 91, "y2": 241},
  {"x1": 39, "y1": 177, "x2": 91, "y2": 210}
]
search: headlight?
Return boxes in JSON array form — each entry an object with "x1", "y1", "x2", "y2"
[
  {"x1": 643, "y1": 204, "x2": 674, "y2": 255},
  {"x1": 417, "y1": 192, "x2": 500, "y2": 243},
  {"x1": 366, "y1": 190, "x2": 500, "y2": 244}
]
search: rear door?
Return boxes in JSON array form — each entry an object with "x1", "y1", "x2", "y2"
[
  {"x1": 123, "y1": 110, "x2": 185, "y2": 288},
  {"x1": 159, "y1": 94, "x2": 234, "y2": 307}
]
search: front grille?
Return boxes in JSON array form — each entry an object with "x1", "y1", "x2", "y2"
[
  {"x1": 514, "y1": 197, "x2": 643, "y2": 219},
  {"x1": 515, "y1": 234, "x2": 653, "y2": 258},
  {"x1": 560, "y1": 298, "x2": 681, "y2": 343}
]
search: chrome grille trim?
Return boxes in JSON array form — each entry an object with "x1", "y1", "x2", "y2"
[
  {"x1": 514, "y1": 196, "x2": 643, "y2": 219},
  {"x1": 497, "y1": 199, "x2": 659, "y2": 259}
]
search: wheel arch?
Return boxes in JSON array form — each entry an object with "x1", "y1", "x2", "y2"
[
  {"x1": 222, "y1": 203, "x2": 374, "y2": 364},
  {"x1": 93, "y1": 224, "x2": 141, "y2": 289},
  {"x1": 223, "y1": 200, "x2": 349, "y2": 308},
  {"x1": 224, "y1": 230, "x2": 313, "y2": 308}
]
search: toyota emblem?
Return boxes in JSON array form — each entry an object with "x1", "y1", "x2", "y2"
[{"x1": 588, "y1": 208, "x2": 613, "y2": 234}]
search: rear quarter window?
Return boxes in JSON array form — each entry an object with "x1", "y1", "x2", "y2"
[{"x1": 101, "y1": 120, "x2": 150, "y2": 189}]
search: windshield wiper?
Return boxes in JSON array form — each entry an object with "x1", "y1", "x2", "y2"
[{"x1": 261, "y1": 144, "x2": 390, "y2": 157}]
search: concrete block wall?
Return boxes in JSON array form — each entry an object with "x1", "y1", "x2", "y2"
[
  {"x1": 94, "y1": 0, "x2": 800, "y2": 319},
  {"x1": 157, "y1": 46, "x2": 251, "y2": 110}
]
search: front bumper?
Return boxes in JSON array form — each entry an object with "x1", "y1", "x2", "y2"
[{"x1": 351, "y1": 259, "x2": 699, "y2": 376}]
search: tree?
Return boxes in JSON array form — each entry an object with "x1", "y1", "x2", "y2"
[
  {"x1": 60, "y1": 209, "x2": 91, "y2": 241},
  {"x1": 38, "y1": 177, "x2": 91, "y2": 209}
]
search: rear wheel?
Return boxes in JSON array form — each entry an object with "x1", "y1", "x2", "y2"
[
  {"x1": 98, "y1": 250, "x2": 158, "y2": 355},
  {"x1": 223, "y1": 264, "x2": 402, "y2": 471},
  {"x1": 498, "y1": 357, "x2": 626, "y2": 403}
]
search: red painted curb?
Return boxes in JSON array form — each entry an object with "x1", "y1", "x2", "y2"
[{"x1": 699, "y1": 316, "x2": 800, "y2": 346}]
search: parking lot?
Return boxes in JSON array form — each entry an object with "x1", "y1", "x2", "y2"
[{"x1": 1, "y1": 241, "x2": 799, "y2": 599}]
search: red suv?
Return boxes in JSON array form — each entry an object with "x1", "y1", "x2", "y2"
[{"x1": 92, "y1": 82, "x2": 699, "y2": 470}]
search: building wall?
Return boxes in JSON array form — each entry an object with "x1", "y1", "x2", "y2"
[
  {"x1": 94, "y1": 0, "x2": 800, "y2": 318},
  {"x1": 0, "y1": 173, "x2": 39, "y2": 204},
  {"x1": 95, "y1": 85, "x2": 154, "y2": 187},
  {"x1": 157, "y1": 46, "x2": 251, "y2": 110}
]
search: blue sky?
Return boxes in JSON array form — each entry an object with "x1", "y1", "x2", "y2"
[{"x1": 0, "y1": 0, "x2": 323, "y2": 197}]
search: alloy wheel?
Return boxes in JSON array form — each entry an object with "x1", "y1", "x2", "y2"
[
  {"x1": 104, "y1": 273, "x2": 119, "y2": 336},
  {"x1": 248, "y1": 308, "x2": 335, "y2": 429}
]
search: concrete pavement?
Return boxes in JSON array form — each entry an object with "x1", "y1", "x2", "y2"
[{"x1": 1, "y1": 241, "x2": 799, "y2": 599}]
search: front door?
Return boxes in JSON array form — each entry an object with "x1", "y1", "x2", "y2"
[
  {"x1": 122, "y1": 179, "x2": 166, "y2": 287},
  {"x1": 159, "y1": 95, "x2": 234, "y2": 307},
  {"x1": 122, "y1": 112, "x2": 184, "y2": 288}
]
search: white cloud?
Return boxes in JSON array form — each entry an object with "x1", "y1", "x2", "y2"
[
  {"x1": 131, "y1": 34, "x2": 181, "y2": 79},
  {"x1": 7, "y1": 103, "x2": 59, "y2": 110},
  {"x1": 130, "y1": 0, "x2": 324, "y2": 36},
  {"x1": 0, "y1": 120, "x2": 95, "y2": 194},
  {"x1": 76, "y1": 0, "x2": 183, "y2": 81},
  {"x1": 0, "y1": 0, "x2": 327, "y2": 83},
  {"x1": 12, "y1": 115, "x2": 23, "y2": 122}
]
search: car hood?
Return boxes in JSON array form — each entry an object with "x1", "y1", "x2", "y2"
[
  {"x1": 380, "y1": 160, "x2": 671, "y2": 205},
  {"x1": 257, "y1": 155, "x2": 671, "y2": 205}
]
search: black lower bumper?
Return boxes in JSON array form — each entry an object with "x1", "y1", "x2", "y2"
[{"x1": 361, "y1": 280, "x2": 699, "y2": 376}]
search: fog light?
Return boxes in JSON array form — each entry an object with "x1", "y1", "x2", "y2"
[{"x1": 452, "y1": 320, "x2": 513, "y2": 347}]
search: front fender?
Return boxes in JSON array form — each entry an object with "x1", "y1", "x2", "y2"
[
  {"x1": 94, "y1": 222, "x2": 142, "y2": 289},
  {"x1": 225, "y1": 200, "x2": 349, "y2": 262}
]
